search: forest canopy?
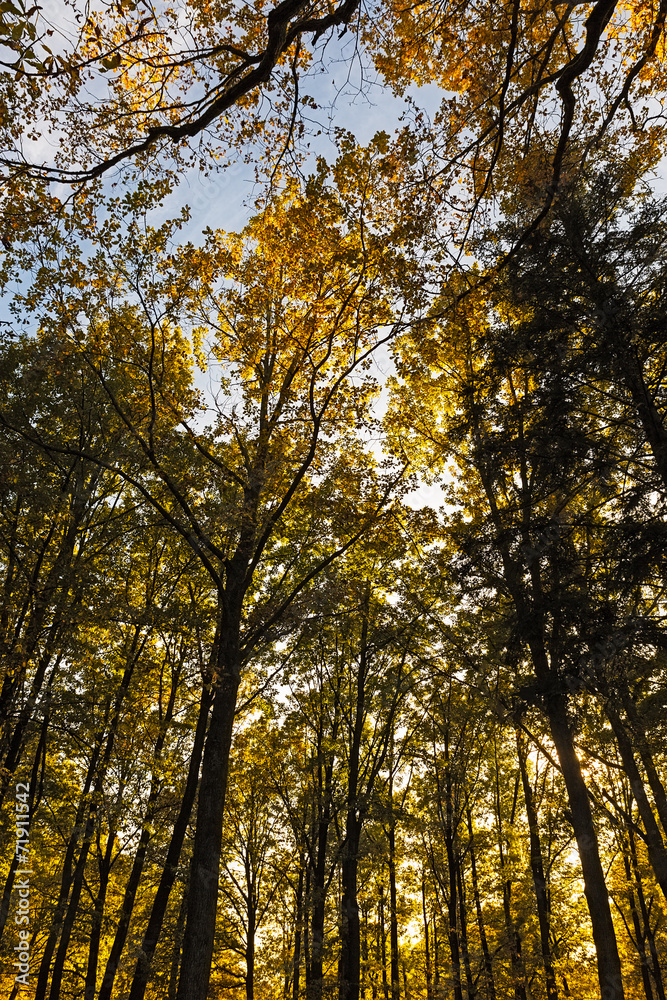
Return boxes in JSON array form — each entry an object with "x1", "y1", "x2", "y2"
[{"x1": 1, "y1": 3, "x2": 667, "y2": 1000}]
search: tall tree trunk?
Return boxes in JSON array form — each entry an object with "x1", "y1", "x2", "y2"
[
  {"x1": 1, "y1": 643, "x2": 63, "y2": 798},
  {"x1": 124, "y1": 684, "x2": 213, "y2": 1000},
  {"x1": 176, "y1": 625, "x2": 242, "y2": 1000},
  {"x1": 362, "y1": 902, "x2": 370, "y2": 1000},
  {"x1": 455, "y1": 849, "x2": 474, "y2": 1000},
  {"x1": 388, "y1": 815, "x2": 400, "y2": 1000},
  {"x1": 34, "y1": 704, "x2": 111, "y2": 1000},
  {"x1": 466, "y1": 805, "x2": 496, "y2": 1000},
  {"x1": 475, "y1": 402, "x2": 626, "y2": 1000},
  {"x1": 432, "y1": 904, "x2": 439, "y2": 999},
  {"x1": 83, "y1": 808, "x2": 117, "y2": 1000},
  {"x1": 444, "y1": 768, "x2": 463, "y2": 1000},
  {"x1": 545, "y1": 693, "x2": 624, "y2": 1000},
  {"x1": 494, "y1": 750, "x2": 526, "y2": 1000},
  {"x1": 340, "y1": 819, "x2": 362, "y2": 1000},
  {"x1": 48, "y1": 800, "x2": 99, "y2": 1000},
  {"x1": 168, "y1": 887, "x2": 188, "y2": 1000},
  {"x1": 304, "y1": 863, "x2": 312, "y2": 996},
  {"x1": 308, "y1": 787, "x2": 332, "y2": 1000},
  {"x1": 516, "y1": 729, "x2": 558, "y2": 1000},
  {"x1": 619, "y1": 831, "x2": 654, "y2": 1000},
  {"x1": 246, "y1": 900, "x2": 256, "y2": 1000},
  {"x1": 618, "y1": 342, "x2": 667, "y2": 493},
  {"x1": 286, "y1": 852, "x2": 305, "y2": 1000},
  {"x1": 0, "y1": 690, "x2": 49, "y2": 944},
  {"x1": 627, "y1": 823, "x2": 667, "y2": 1000},
  {"x1": 422, "y1": 879, "x2": 433, "y2": 1000},
  {"x1": 339, "y1": 587, "x2": 370, "y2": 1000},
  {"x1": 379, "y1": 885, "x2": 389, "y2": 1000},
  {"x1": 292, "y1": 862, "x2": 305, "y2": 1000}
]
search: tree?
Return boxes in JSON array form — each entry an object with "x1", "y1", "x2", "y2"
[
  {"x1": 1, "y1": 163, "x2": 412, "y2": 999},
  {"x1": 388, "y1": 264, "x2": 637, "y2": 997}
]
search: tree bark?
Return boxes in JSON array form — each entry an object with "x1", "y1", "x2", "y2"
[
  {"x1": 619, "y1": 832, "x2": 654, "y2": 1000},
  {"x1": 176, "y1": 626, "x2": 242, "y2": 1000},
  {"x1": 455, "y1": 848, "x2": 474, "y2": 1000},
  {"x1": 246, "y1": 897, "x2": 256, "y2": 1000},
  {"x1": 466, "y1": 804, "x2": 496, "y2": 1000},
  {"x1": 445, "y1": 768, "x2": 464, "y2": 1000},
  {"x1": 388, "y1": 817, "x2": 400, "y2": 1000},
  {"x1": 473, "y1": 385, "x2": 626, "y2": 1000},
  {"x1": 339, "y1": 585, "x2": 370, "y2": 1000},
  {"x1": 307, "y1": 776, "x2": 332, "y2": 1000},
  {"x1": 494, "y1": 750, "x2": 526, "y2": 1000},
  {"x1": 627, "y1": 822, "x2": 666, "y2": 1000},
  {"x1": 292, "y1": 862, "x2": 305, "y2": 1000},
  {"x1": 379, "y1": 885, "x2": 389, "y2": 1000},
  {"x1": 125, "y1": 684, "x2": 213, "y2": 1000},
  {"x1": 84, "y1": 807, "x2": 117, "y2": 1000},
  {"x1": 546, "y1": 694, "x2": 624, "y2": 1000},
  {"x1": 422, "y1": 879, "x2": 433, "y2": 1000},
  {"x1": 168, "y1": 887, "x2": 188, "y2": 1000},
  {"x1": 34, "y1": 702, "x2": 111, "y2": 1000},
  {"x1": 516, "y1": 729, "x2": 559, "y2": 1000}
]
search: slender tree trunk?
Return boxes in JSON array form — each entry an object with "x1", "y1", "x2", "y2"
[
  {"x1": 422, "y1": 879, "x2": 433, "y2": 1000},
  {"x1": 293, "y1": 863, "x2": 305, "y2": 1000},
  {"x1": 432, "y1": 905, "x2": 439, "y2": 999},
  {"x1": 379, "y1": 885, "x2": 389, "y2": 1000},
  {"x1": 168, "y1": 888, "x2": 188, "y2": 1000},
  {"x1": 340, "y1": 819, "x2": 362, "y2": 1000},
  {"x1": 48, "y1": 801, "x2": 99, "y2": 1000},
  {"x1": 340, "y1": 584, "x2": 370, "y2": 1000},
  {"x1": 628, "y1": 823, "x2": 667, "y2": 1000},
  {"x1": 516, "y1": 730, "x2": 558, "y2": 1000},
  {"x1": 546, "y1": 694, "x2": 624, "y2": 1000},
  {"x1": 475, "y1": 403, "x2": 626, "y2": 1000},
  {"x1": 246, "y1": 901, "x2": 256, "y2": 1000},
  {"x1": 444, "y1": 769, "x2": 463, "y2": 1000},
  {"x1": 0, "y1": 693, "x2": 49, "y2": 943},
  {"x1": 1, "y1": 644, "x2": 63, "y2": 796},
  {"x1": 619, "y1": 342, "x2": 667, "y2": 493},
  {"x1": 176, "y1": 627, "x2": 242, "y2": 1000},
  {"x1": 388, "y1": 817, "x2": 400, "y2": 1000},
  {"x1": 362, "y1": 902, "x2": 370, "y2": 1000},
  {"x1": 304, "y1": 863, "x2": 312, "y2": 995},
  {"x1": 620, "y1": 833, "x2": 654, "y2": 1000},
  {"x1": 283, "y1": 921, "x2": 292, "y2": 1000},
  {"x1": 466, "y1": 805, "x2": 496, "y2": 1000},
  {"x1": 308, "y1": 795, "x2": 331, "y2": 1000},
  {"x1": 494, "y1": 753, "x2": 526, "y2": 1000},
  {"x1": 84, "y1": 811, "x2": 117, "y2": 1000},
  {"x1": 646, "y1": 923, "x2": 666, "y2": 1000},
  {"x1": 455, "y1": 850, "x2": 474, "y2": 1000},
  {"x1": 120, "y1": 685, "x2": 213, "y2": 1000},
  {"x1": 34, "y1": 711, "x2": 109, "y2": 1000}
]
